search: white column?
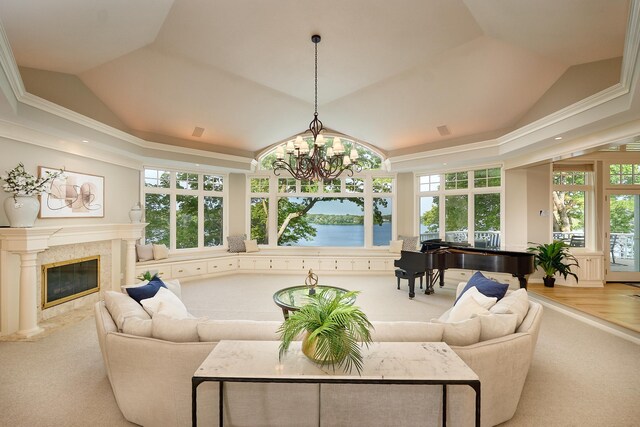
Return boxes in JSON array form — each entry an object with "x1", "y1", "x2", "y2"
[
  {"x1": 17, "y1": 251, "x2": 43, "y2": 337},
  {"x1": 124, "y1": 239, "x2": 137, "y2": 286}
]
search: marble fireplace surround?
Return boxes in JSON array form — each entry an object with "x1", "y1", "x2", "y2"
[{"x1": 0, "y1": 224, "x2": 145, "y2": 337}]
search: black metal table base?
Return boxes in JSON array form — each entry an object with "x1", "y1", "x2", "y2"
[{"x1": 192, "y1": 377, "x2": 480, "y2": 427}]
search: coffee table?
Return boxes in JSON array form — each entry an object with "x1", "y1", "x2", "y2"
[
  {"x1": 192, "y1": 340, "x2": 481, "y2": 426},
  {"x1": 272, "y1": 285, "x2": 353, "y2": 319}
]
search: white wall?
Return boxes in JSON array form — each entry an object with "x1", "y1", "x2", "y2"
[
  {"x1": 228, "y1": 173, "x2": 246, "y2": 236},
  {"x1": 396, "y1": 172, "x2": 414, "y2": 237},
  {"x1": 0, "y1": 138, "x2": 139, "y2": 226},
  {"x1": 526, "y1": 164, "x2": 553, "y2": 245}
]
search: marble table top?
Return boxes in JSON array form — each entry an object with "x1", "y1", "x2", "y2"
[{"x1": 194, "y1": 340, "x2": 479, "y2": 383}]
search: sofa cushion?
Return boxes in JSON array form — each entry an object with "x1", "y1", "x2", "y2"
[
  {"x1": 122, "y1": 317, "x2": 152, "y2": 337},
  {"x1": 136, "y1": 244, "x2": 154, "y2": 262},
  {"x1": 125, "y1": 277, "x2": 167, "y2": 304},
  {"x1": 490, "y1": 288, "x2": 530, "y2": 326},
  {"x1": 476, "y1": 313, "x2": 518, "y2": 341},
  {"x1": 104, "y1": 291, "x2": 151, "y2": 332},
  {"x1": 431, "y1": 316, "x2": 481, "y2": 346},
  {"x1": 197, "y1": 319, "x2": 280, "y2": 342},
  {"x1": 455, "y1": 272, "x2": 509, "y2": 304},
  {"x1": 151, "y1": 313, "x2": 200, "y2": 342},
  {"x1": 140, "y1": 287, "x2": 189, "y2": 318},
  {"x1": 370, "y1": 321, "x2": 444, "y2": 342}
]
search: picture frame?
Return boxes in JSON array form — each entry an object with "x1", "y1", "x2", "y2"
[{"x1": 39, "y1": 167, "x2": 105, "y2": 218}]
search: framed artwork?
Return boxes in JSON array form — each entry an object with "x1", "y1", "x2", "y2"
[{"x1": 39, "y1": 167, "x2": 104, "y2": 218}]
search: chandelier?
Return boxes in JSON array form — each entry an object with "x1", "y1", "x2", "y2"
[{"x1": 273, "y1": 35, "x2": 361, "y2": 181}]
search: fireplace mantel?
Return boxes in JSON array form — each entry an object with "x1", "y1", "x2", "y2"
[{"x1": 0, "y1": 223, "x2": 145, "y2": 337}]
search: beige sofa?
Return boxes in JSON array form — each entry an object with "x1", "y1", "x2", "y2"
[{"x1": 94, "y1": 290, "x2": 542, "y2": 427}]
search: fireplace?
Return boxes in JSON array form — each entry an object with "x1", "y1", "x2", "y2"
[{"x1": 41, "y1": 256, "x2": 100, "y2": 309}]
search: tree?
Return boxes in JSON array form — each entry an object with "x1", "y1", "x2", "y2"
[
  {"x1": 552, "y1": 191, "x2": 584, "y2": 232},
  {"x1": 609, "y1": 195, "x2": 635, "y2": 233}
]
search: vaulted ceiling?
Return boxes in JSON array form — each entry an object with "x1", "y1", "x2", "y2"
[{"x1": 0, "y1": 0, "x2": 631, "y2": 158}]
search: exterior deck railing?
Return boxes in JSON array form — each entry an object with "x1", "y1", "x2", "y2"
[{"x1": 419, "y1": 231, "x2": 501, "y2": 249}]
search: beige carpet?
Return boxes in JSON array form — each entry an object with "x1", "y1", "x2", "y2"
[{"x1": 0, "y1": 273, "x2": 638, "y2": 426}]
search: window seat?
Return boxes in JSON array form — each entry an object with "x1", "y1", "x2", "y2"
[{"x1": 134, "y1": 248, "x2": 401, "y2": 284}]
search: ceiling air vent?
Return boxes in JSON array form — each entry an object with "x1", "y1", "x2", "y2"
[
  {"x1": 437, "y1": 125, "x2": 450, "y2": 136},
  {"x1": 192, "y1": 127, "x2": 205, "y2": 137}
]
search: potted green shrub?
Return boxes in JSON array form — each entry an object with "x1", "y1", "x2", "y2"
[
  {"x1": 278, "y1": 289, "x2": 373, "y2": 374},
  {"x1": 527, "y1": 241, "x2": 579, "y2": 287}
]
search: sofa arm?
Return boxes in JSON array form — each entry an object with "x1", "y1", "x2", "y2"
[
  {"x1": 104, "y1": 333, "x2": 216, "y2": 426},
  {"x1": 450, "y1": 332, "x2": 534, "y2": 426}
]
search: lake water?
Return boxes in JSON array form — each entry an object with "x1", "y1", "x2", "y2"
[{"x1": 291, "y1": 222, "x2": 391, "y2": 246}]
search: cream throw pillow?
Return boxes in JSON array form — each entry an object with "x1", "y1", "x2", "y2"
[
  {"x1": 448, "y1": 294, "x2": 491, "y2": 322},
  {"x1": 388, "y1": 240, "x2": 403, "y2": 254},
  {"x1": 490, "y1": 288, "x2": 530, "y2": 326},
  {"x1": 140, "y1": 287, "x2": 189, "y2": 318},
  {"x1": 244, "y1": 239, "x2": 259, "y2": 253},
  {"x1": 431, "y1": 316, "x2": 481, "y2": 346},
  {"x1": 136, "y1": 244, "x2": 154, "y2": 262},
  {"x1": 475, "y1": 313, "x2": 518, "y2": 341},
  {"x1": 152, "y1": 244, "x2": 169, "y2": 260},
  {"x1": 104, "y1": 291, "x2": 150, "y2": 332}
]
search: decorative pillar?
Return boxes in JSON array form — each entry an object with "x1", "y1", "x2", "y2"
[
  {"x1": 17, "y1": 251, "x2": 43, "y2": 337},
  {"x1": 124, "y1": 238, "x2": 137, "y2": 285}
]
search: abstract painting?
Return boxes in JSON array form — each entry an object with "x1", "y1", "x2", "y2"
[{"x1": 39, "y1": 167, "x2": 104, "y2": 218}]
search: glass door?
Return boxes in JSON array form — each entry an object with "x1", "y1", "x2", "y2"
[{"x1": 606, "y1": 193, "x2": 640, "y2": 281}]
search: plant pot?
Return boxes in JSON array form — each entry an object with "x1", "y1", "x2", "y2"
[
  {"x1": 301, "y1": 331, "x2": 346, "y2": 365},
  {"x1": 3, "y1": 196, "x2": 40, "y2": 227},
  {"x1": 543, "y1": 276, "x2": 556, "y2": 288}
]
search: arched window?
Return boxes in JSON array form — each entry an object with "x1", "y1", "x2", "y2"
[{"x1": 250, "y1": 136, "x2": 394, "y2": 248}]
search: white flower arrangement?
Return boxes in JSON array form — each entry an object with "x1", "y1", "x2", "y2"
[{"x1": 1, "y1": 163, "x2": 64, "y2": 202}]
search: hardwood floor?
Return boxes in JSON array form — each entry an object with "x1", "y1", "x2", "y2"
[{"x1": 528, "y1": 282, "x2": 640, "y2": 333}]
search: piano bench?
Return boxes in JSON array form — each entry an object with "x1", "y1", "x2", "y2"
[{"x1": 395, "y1": 269, "x2": 424, "y2": 290}]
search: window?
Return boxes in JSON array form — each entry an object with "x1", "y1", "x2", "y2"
[
  {"x1": 552, "y1": 168, "x2": 593, "y2": 248},
  {"x1": 143, "y1": 168, "x2": 226, "y2": 250},
  {"x1": 445, "y1": 172, "x2": 468, "y2": 190},
  {"x1": 278, "y1": 197, "x2": 365, "y2": 246},
  {"x1": 609, "y1": 164, "x2": 640, "y2": 185},
  {"x1": 249, "y1": 177, "x2": 269, "y2": 245},
  {"x1": 417, "y1": 167, "x2": 502, "y2": 247},
  {"x1": 248, "y1": 174, "x2": 395, "y2": 248}
]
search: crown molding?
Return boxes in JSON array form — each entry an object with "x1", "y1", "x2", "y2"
[{"x1": 0, "y1": 3, "x2": 638, "y2": 171}]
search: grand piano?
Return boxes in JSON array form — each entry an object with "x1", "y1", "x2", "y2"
[{"x1": 394, "y1": 240, "x2": 535, "y2": 299}]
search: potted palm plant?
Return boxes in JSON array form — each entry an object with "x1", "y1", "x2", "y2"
[
  {"x1": 278, "y1": 289, "x2": 373, "y2": 374},
  {"x1": 527, "y1": 241, "x2": 579, "y2": 287}
]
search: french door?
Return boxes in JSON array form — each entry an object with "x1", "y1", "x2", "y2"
[{"x1": 605, "y1": 192, "x2": 640, "y2": 282}]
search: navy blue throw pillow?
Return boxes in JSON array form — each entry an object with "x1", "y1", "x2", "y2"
[
  {"x1": 454, "y1": 271, "x2": 509, "y2": 305},
  {"x1": 126, "y1": 278, "x2": 166, "y2": 304}
]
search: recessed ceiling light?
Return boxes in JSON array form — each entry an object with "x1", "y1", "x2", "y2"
[
  {"x1": 555, "y1": 137, "x2": 563, "y2": 140},
  {"x1": 195, "y1": 164, "x2": 200, "y2": 167},
  {"x1": 82, "y1": 139, "x2": 89, "y2": 143}
]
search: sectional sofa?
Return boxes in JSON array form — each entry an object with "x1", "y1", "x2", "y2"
[{"x1": 94, "y1": 282, "x2": 542, "y2": 427}]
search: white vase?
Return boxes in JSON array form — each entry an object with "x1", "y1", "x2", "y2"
[
  {"x1": 3, "y1": 196, "x2": 40, "y2": 227},
  {"x1": 129, "y1": 207, "x2": 143, "y2": 223}
]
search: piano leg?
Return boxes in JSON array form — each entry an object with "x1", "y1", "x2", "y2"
[
  {"x1": 425, "y1": 270, "x2": 437, "y2": 295},
  {"x1": 516, "y1": 275, "x2": 528, "y2": 289},
  {"x1": 407, "y1": 277, "x2": 416, "y2": 299}
]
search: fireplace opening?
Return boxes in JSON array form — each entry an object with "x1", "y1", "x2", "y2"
[{"x1": 42, "y1": 256, "x2": 100, "y2": 309}]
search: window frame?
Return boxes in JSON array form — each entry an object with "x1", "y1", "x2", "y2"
[
  {"x1": 142, "y1": 167, "x2": 228, "y2": 252},
  {"x1": 246, "y1": 171, "x2": 396, "y2": 248},
  {"x1": 551, "y1": 167, "x2": 594, "y2": 251},
  {"x1": 416, "y1": 166, "x2": 504, "y2": 248}
]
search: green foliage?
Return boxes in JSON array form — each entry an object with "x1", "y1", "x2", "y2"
[
  {"x1": 306, "y1": 214, "x2": 364, "y2": 225},
  {"x1": 609, "y1": 195, "x2": 634, "y2": 233},
  {"x1": 145, "y1": 193, "x2": 170, "y2": 246},
  {"x1": 474, "y1": 193, "x2": 500, "y2": 231},
  {"x1": 250, "y1": 197, "x2": 269, "y2": 244},
  {"x1": 552, "y1": 191, "x2": 585, "y2": 232},
  {"x1": 527, "y1": 241, "x2": 579, "y2": 281},
  {"x1": 136, "y1": 271, "x2": 157, "y2": 281},
  {"x1": 445, "y1": 195, "x2": 468, "y2": 231},
  {"x1": 278, "y1": 289, "x2": 373, "y2": 374}
]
